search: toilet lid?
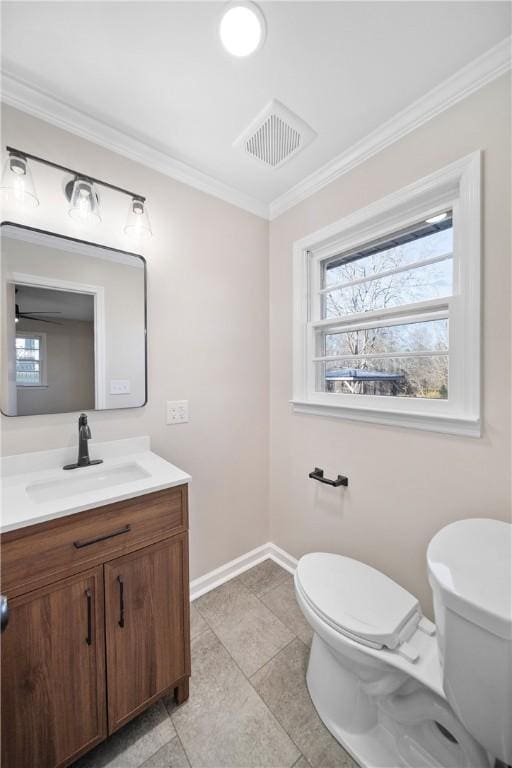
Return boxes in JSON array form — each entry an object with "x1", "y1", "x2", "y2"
[{"x1": 296, "y1": 553, "x2": 421, "y2": 649}]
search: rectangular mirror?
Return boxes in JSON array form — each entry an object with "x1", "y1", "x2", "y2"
[{"x1": 1, "y1": 223, "x2": 147, "y2": 416}]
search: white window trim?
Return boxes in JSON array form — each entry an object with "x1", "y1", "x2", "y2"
[
  {"x1": 15, "y1": 331, "x2": 47, "y2": 388},
  {"x1": 292, "y1": 151, "x2": 481, "y2": 437}
]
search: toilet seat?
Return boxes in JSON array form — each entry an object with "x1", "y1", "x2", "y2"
[{"x1": 296, "y1": 553, "x2": 428, "y2": 660}]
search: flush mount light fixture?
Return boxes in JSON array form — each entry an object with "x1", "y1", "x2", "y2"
[
  {"x1": 219, "y1": 1, "x2": 266, "y2": 57},
  {"x1": 2, "y1": 146, "x2": 152, "y2": 240},
  {"x1": 66, "y1": 177, "x2": 101, "y2": 224},
  {"x1": 0, "y1": 150, "x2": 39, "y2": 208},
  {"x1": 124, "y1": 197, "x2": 152, "y2": 240}
]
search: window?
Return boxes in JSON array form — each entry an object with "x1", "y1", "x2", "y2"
[
  {"x1": 15, "y1": 333, "x2": 47, "y2": 387},
  {"x1": 318, "y1": 219, "x2": 452, "y2": 400},
  {"x1": 292, "y1": 153, "x2": 481, "y2": 436}
]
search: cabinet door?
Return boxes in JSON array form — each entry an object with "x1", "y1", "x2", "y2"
[
  {"x1": 105, "y1": 534, "x2": 189, "y2": 732},
  {"x1": 1, "y1": 567, "x2": 106, "y2": 768}
]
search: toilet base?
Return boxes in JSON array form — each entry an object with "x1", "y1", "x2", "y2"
[{"x1": 306, "y1": 633, "x2": 492, "y2": 768}]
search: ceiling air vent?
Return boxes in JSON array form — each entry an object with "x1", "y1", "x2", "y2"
[{"x1": 234, "y1": 99, "x2": 316, "y2": 169}]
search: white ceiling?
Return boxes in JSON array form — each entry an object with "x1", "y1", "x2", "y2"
[
  {"x1": 1, "y1": 2, "x2": 510, "y2": 209},
  {"x1": 16, "y1": 285, "x2": 94, "y2": 322}
]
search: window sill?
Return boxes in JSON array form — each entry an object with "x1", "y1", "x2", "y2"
[
  {"x1": 290, "y1": 400, "x2": 481, "y2": 437},
  {"x1": 16, "y1": 385, "x2": 48, "y2": 389}
]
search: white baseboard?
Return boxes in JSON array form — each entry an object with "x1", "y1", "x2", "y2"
[
  {"x1": 190, "y1": 542, "x2": 298, "y2": 601},
  {"x1": 267, "y1": 543, "x2": 299, "y2": 574}
]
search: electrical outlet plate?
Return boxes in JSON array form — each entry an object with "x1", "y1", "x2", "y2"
[
  {"x1": 166, "y1": 400, "x2": 189, "y2": 425},
  {"x1": 110, "y1": 379, "x2": 131, "y2": 395}
]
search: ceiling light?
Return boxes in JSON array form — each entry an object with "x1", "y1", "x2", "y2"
[
  {"x1": 124, "y1": 197, "x2": 152, "y2": 240},
  {"x1": 0, "y1": 151, "x2": 39, "y2": 208},
  {"x1": 219, "y1": 2, "x2": 266, "y2": 57},
  {"x1": 426, "y1": 212, "x2": 449, "y2": 224},
  {"x1": 67, "y1": 177, "x2": 101, "y2": 224}
]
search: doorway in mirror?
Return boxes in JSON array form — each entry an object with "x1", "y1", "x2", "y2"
[{"x1": 1, "y1": 223, "x2": 147, "y2": 417}]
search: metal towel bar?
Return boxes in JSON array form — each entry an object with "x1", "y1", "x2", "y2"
[{"x1": 309, "y1": 467, "x2": 348, "y2": 487}]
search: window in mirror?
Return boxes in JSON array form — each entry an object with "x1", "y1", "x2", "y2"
[{"x1": 15, "y1": 333, "x2": 46, "y2": 386}]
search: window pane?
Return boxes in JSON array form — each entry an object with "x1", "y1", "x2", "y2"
[
  {"x1": 321, "y1": 319, "x2": 448, "y2": 358},
  {"x1": 323, "y1": 221, "x2": 453, "y2": 288},
  {"x1": 16, "y1": 348, "x2": 40, "y2": 361},
  {"x1": 15, "y1": 336, "x2": 42, "y2": 385},
  {"x1": 323, "y1": 258, "x2": 452, "y2": 318},
  {"x1": 16, "y1": 337, "x2": 39, "y2": 349},
  {"x1": 16, "y1": 360, "x2": 40, "y2": 371},
  {"x1": 16, "y1": 371, "x2": 41, "y2": 384},
  {"x1": 16, "y1": 372, "x2": 40, "y2": 384},
  {"x1": 316, "y1": 356, "x2": 448, "y2": 399}
]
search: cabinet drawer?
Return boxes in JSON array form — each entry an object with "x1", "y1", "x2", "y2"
[{"x1": 1, "y1": 486, "x2": 188, "y2": 597}]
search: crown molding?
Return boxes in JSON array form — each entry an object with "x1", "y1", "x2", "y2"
[
  {"x1": 268, "y1": 36, "x2": 511, "y2": 220},
  {"x1": 0, "y1": 70, "x2": 270, "y2": 220},
  {"x1": 1, "y1": 37, "x2": 509, "y2": 224}
]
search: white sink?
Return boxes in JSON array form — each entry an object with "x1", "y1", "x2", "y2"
[
  {"x1": 1, "y1": 436, "x2": 191, "y2": 533},
  {"x1": 26, "y1": 462, "x2": 151, "y2": 504}
]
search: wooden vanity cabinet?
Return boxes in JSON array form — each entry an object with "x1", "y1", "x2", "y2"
[
  {"x1": 105, "y1": 534, "x2": 189, "y2": 732},
  {"x1": 0, "y1": 485, "x2": 190, "y2": 768},
  {"x1": 1, "y1": 567, "x2": 106, "y2": 768}
]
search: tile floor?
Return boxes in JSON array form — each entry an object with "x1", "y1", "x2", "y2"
[{"x1": 73, "y1": 560, "x2": 356, "y2": 768}]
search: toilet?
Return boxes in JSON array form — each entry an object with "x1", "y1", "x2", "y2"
[{"x1": 294, "y1": 519, "x2": 511, "y2": 768}]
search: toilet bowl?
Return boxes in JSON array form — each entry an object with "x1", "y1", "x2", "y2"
[{"x1": 295, "y1": 519, "x2": 511, "y2": 768}]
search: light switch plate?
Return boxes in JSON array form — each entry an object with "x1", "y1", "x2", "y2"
[
  {"x1": 166, "y1": 400, "x2": 189, "y2": 425},
  {"x1": 110, "y1": 379, "x2": 131, "y2": 395}
]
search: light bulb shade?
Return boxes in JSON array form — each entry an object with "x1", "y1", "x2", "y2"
[
  {"x1": 124, "y1": 197, "x2": 152, "y2": 240},
  {"x1": 68, "y1": 177, "x2": 101, "y2": 223},
  {"x1": 0, "y1": 152, "x2": 39, "y2": 208}
]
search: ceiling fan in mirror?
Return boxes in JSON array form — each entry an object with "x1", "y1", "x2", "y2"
[{"x1": 15, "y1": 302, "x2": 62, "y2": 326}]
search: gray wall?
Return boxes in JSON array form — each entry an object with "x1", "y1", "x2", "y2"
[
  {"x1": 16, "y1": 318, "x2": 94, "y2": 416},
  {"x1": 0, "y1": 103, "x2": 270, "y2": 584},
  {"x1": 268, "y1": 74, "x2": 511, "y2": 616},
  {"x1": 2, "y1": 74, "x2": 509, "y2": 605}
]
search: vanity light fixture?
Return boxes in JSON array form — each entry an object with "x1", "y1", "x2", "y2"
[
  {"x1": 124, "y1": 197, "x2": 152, "y2": 240},
  {"x1": 219, "y1": 1, "x2": 266, "y2": 57},
  {"x1": 0, "y1": 150, "x2": 39, "y2": 208},
  {"x1": 67, "y1": 177, "x2": 101, "y2": 224},
  {"x1": 2, "y1": 146, "x2": 152, "y2": 240}
]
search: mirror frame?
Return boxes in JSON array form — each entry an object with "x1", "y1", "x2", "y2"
[{"x1": 1, "y1": 221, "x2": 148, "y2": 416}]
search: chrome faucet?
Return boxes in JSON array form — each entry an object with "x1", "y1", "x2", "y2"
[{"x1": 63, "y1": 413, "x2": 103, "y2": 470}]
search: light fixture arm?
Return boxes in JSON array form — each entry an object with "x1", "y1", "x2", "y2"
[{"x1": 5, "y1": 146, "x2": 146, "y2": 203}]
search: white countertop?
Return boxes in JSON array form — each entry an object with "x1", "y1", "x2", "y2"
[{"x1": 0, "y1": 436, "x2": 191, "y2": 534}]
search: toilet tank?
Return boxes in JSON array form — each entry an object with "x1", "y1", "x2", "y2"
[{"x1": 427, "y1": 519, "x2": 512, "y2": 765}]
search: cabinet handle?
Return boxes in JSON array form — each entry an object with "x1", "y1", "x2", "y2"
[
  {"x1": 117, "y1": 576, "x2": 125, "y2": 628},
  {"x1": 85, "y1": 589, "x2": 93, "y2": 645},
  {"x1": 73, "y1": 524, "x2": 131, "y2": 549}
]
